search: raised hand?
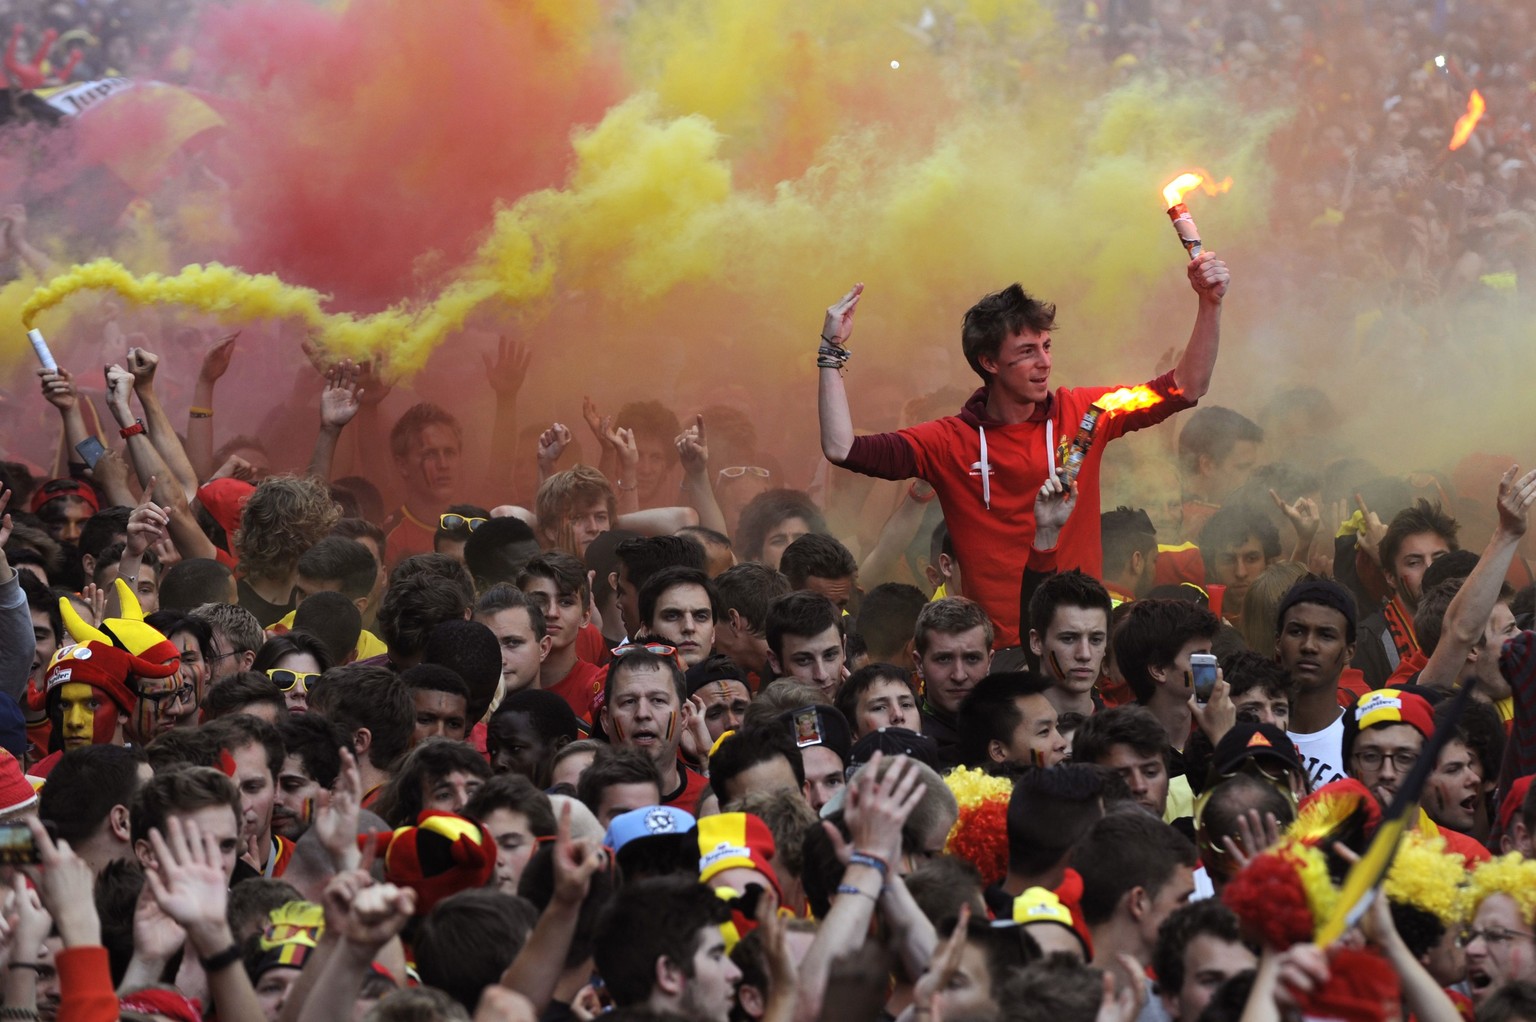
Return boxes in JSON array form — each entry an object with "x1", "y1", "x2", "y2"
[
  {"x1": 1271, "y1": 489, "x2": 1321, "y2": 544},
  {"x1": 551, "y1": 801, "x2": 605, "y2": 907},
  {"x1": 132, "y1": 881, "x2": 188, "y2": 964},
  {"x1": 124, "y1": 495, "x2": 170, "y2": 558},
  {"x1": 86, "y1": 447, "x2": 129, "y2": 497},
  {"x1": 143, "y1": 816, "x2": 234, "y2": 954},
  {"x1": 1096, "y1": 953, "x2": 1150, "y2": 1022},
  {"x1": 1034, "y1": 472, "x2": 1077, "y2": 549},
  {"x1": 676, "y1": 414, "x2": 708, "y2": 476},
  {"x1": 485, "y1": 337, "x2": 532, "y2": 397},
  {"x1": 22, "y1": 817, "x2": 99, "y2": 947},
  {"x1": 1189, "y1": 669, "x2": 1234, "y2": 744},
  {"x1": 604, "y1": 422, "x2": 639, "y2": 472},
  {"x1": 78, "y1": 582, "x2": 107, "y2": 626},
  {"x1": 1353, "y1": 493, "x2": 1387, "y2": 567},
  {"x1": 841, "y1": 753, "x2": 924, "y2": 868},
  {"x1": 822, "y1": 284, "x2": 863, "y2": 347},
  {"x1": 581, "y1": 397, "x2": 605, "y2": 443},
  {"x1": 679, "y1": 696, "x2": 713, "y2": 766},
  {"x1": 1219, "y1": 808, "x2": 1283, "y2": 872},
  {"x1": 911, "y1": 902, "x2": 970, "y2": 1017},
  {"x1": 315, "y1": 747, "x2": 362, "y2": 872},
  {"x1": 36, "y1": 366, "x2": 76, "y2": 412},
  {"x1": 104, "y1": 364, "x2": 136, "y2": 419},
  {"x1": 1188, "y1": 252, "x2": 1230, "y2": 305},
  {"x1": 1495, "y1": 465, "x2": 1536, "y2": 537},
  {"x1": 126, "y1": 345, "x2": 160, "y2": 391},
  {"x1": 335, "y1": 882, "x2": 415, "y2": 952},
  {"x1": 352, "y1": 358, "x2": 392, "y2": 407},
  {"x1": 8, "y1": 873, "x2": 52, "y2": 968},
  {"x1": 320, "y1": 361, "x2": 363, "y2": 429},
  {"x1": 0, "y1": 487, "x2": 12, "y2": 549},
  {"x1": 199, "y1": 332, "x2": 238, "y2": 386},
  {"x1": 537, "y1": 423, "x2": 573, "y2": 466}
]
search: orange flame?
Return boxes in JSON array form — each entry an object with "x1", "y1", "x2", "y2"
[
  {"x1": 1448, "y1": 89, "x2": 1486, "y2": 151},
  {"x1": 1162, "y1": 169, "x2": 1233, "y2": 208},
  {"x1": 1093, "y1": 385, "x2": 1164, "y2": 415}
]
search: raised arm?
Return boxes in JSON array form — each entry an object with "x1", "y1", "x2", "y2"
[
  {"x1": 309, "y1": 361, "x2": 362, "y2": 480},
  {"x1": 1419, "y1": 465, "x2": 1536, "y2": 691},
  {"x1": 187, "y1": 332, "x2": 237, "y2": 482},
  {"x1": 127, "y1": 345, "x2": 200, "y2": 500},
  {"x1": 484, "y1": 337, "x2": 532, "y2": 494},
  {"x1": 676, "y1": 414, "x2": 729, "y2": 535},
  {"x1": 1170, "y1": 253, "x2": 1229, "y2": 400},
  {"x1": 818, "y1": 284, "x2": 863, "y2": 464},
  {"x1": 37, "y1": 365, "x2": 92, "y2": 479}
]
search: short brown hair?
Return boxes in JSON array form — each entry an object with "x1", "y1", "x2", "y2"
[
  {"x1": 129, "y1": 766, "x2": 240, "y2": 844},
  {"x1": 914, "y1": 597, "x2": 994, "y2": 656},
  {"x1": 960, "y1": 284, "x2": 1056, "y2": 384}
]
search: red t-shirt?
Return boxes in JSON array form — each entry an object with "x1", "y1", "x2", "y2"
[
  {"x1": 664, "y1": 764, "x2": 711, "y2": 815},
  {"x1": 575, "y1": 623, "x2": 611, "y2": 666},
  {"x1": 843, "y1": 374, "x2": 1194, "y2": 646},
  {"x1": 384, "y1": 512, "x2": 436, "y2": 570},
  {"x1": 548, "y1": 660, "x2": 607, "y2": 723}
]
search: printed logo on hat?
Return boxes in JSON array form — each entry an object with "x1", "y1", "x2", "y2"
[
  {"x1": 1247, "y1": 732, "x2": 1272, "y2": 748},
  {"x1": 72, "y1": 646, "x2": 91, "y2": 659},
  {"x1": 51, "y1": 668, "x2": 72, "y2": 683},
  {"x1": 700, "y1": 842, "x2": 751, "y2": 871},
  {"x1": 644, "y1": 807, "x2": 679, "y2": 834},
  {"x1": 1355, "y1": 691, "x2": 1403, "y2": 720}
]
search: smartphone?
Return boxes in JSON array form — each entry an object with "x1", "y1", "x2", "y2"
[
  {"x1": 0, "y1": 823, "x2": 39, "y2": 866},
  {"x1": 1190, "y1": 653, "x2": 1219, "y2": 704},
  {"x1": 74, "y1": 436, "x2": 107, "y2": 470}
]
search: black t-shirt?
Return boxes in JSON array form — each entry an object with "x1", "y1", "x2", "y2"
[{"x1": 237, "y1": 578, "x2": 295, "y2": 628}]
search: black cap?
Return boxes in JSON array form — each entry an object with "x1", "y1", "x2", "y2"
[
  {"x1": 847, "y1": 727, "x2": 940, "y2": 773},
  {"x1": 776, "y1": 704, "x2": 853, "y2": 764},
  {"x1": 1211, "y1": 722, "x2": 1304, "y2": 779},
  {"x1": 685, "y1": 655, "x2": 750, "y2": 698}
]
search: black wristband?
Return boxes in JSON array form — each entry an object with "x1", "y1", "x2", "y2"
[{"x1": 199, "y1": 943, "x2": 242, "y2": 972}]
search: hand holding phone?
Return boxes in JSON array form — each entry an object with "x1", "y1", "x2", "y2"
[{"x1": 1190, "y1": 653, "x2": 1219, "y2": 704}]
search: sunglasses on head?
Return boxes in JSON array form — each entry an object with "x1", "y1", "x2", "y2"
[
  {"x1": 266, "y1": 669, "x2": 320, "y2": 692},
  {"x1": 717, "y1": 466, "x2": 771, "y2": 481},
  {"x1": 439, "y1": 514, "x2": 487, "y2": 532},
  {"x1": 609, "y1": 641, "x2": 680, "y2": 659}
]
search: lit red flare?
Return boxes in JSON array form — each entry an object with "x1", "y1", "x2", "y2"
[
  {"x1": 1448, "y1": 89, "x2": 1485, "y2": 151},
  {"x1": 1162, "y1": 170, "x2": 1233, "y2": 209},
  {"x1": 1093, "y1": 385, "x2": 1165, "y2": 415}
]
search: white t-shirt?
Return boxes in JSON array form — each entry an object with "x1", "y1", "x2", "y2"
[{"x1": 1289, "y1": 711, "x2": 1347, "y2": 790}]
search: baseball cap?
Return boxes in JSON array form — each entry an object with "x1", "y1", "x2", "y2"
[
  {"x1": 696, "y1": 812, "x2": 780, "y2": 899},
  {"x1": 1212, "y1": 722, "x2": 1304, "y2": 780},
  {"x1": 847, "y1": 727, "x2": 939, "y2": 773},
  {"x1": 605, "y1": 805, "x2": 696, "y2": 853},
  {"x1": 1353, "y1": 689, "x2": 1434, "y2": 739},
  {"x1": 1012, "y1": 886, "x2": 1092, "y2": 958}
]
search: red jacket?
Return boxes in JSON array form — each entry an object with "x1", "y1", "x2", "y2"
[{"x1": 843, "y1": 373, "x2": 1194, "y2": 646}]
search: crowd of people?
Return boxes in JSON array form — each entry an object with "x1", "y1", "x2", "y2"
[
  {"x1": 0, "y1": 222, "x2": 1529, "y2": 1022},
  {"x1": 2, "y1": 3, "x2": 1536, "y2": 1022}
]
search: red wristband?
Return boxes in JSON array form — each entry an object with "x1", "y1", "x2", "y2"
[{"x1": 119, "y1": 420, "x2": 145, "y2": 439}]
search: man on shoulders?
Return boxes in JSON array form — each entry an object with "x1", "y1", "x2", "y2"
[{"x1": 818, "y1": 254, "x2": 1229, "y2": 645}]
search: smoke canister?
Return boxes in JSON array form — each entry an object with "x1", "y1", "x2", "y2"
[{"x1": 27, "y1": 329, "x2": 58, "y2": 372}]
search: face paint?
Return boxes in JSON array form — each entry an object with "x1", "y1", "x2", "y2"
[
  {"x1": 57, "y1": 682, "x2": 120, "y2": 750},
  {"x1": 664, "y1": 711, "x2": 676, "y2": 743},
  {"x1": 1048, "y1": 651, "x2": 1065, "y2": 681}
]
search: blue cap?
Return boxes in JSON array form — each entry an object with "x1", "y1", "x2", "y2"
[{"x1": 604, "y1": 805, "x2": 696, "y2": 852}]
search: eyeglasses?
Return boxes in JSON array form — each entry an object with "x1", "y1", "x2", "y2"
[
  {"x1": 266, "y1": 669, "x2": 321, "y2": 692},
  {"x1": 208, "y1": 648, "x2": 242, "y2": 665},
  {"x1": 1458, "y1": 927, "x2": 1536, "y2": 948},
  {"x1": 438, "y1": 514, "x2": 487, "y2": 532},
  {"x1": 717, "y1": 466, "x2": 771, "y2": 481},
  {"x1": 137, "y1": 682, "x2": 196, "y2": 706},
  {"x1": 1353, "y1": 749, "x2": 1419, "y2": 771}
]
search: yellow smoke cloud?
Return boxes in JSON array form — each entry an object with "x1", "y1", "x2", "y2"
[{"x1": 16, "y1": 0, "x2": 1279, "y2": 386}]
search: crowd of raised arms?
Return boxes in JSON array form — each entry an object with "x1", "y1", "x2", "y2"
[{"x1": 6, "y1": 1, "x2": 1536, "y2": 1022}]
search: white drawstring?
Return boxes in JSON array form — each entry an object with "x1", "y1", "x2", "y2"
[
  {"x1": 970, "y1": 426, "x2": 992, "y2": 510},
  {"x1": 1045, "y1": 417, "x2": 1055, "y2": 478}
]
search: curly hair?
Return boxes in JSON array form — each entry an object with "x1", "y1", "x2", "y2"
[
  {"x1": 233, "y1": 476, "x2": 339, "y2": 584},
  {"x1": 1469, "y1": 852, "x2": 1536, "y2": 925}
]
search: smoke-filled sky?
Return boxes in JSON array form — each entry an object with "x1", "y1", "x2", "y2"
[{"x1": 1, "y1": 0, "x2": 1529, "y2": 490}]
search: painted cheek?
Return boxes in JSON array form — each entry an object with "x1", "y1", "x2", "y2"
[{"x1": 93, "y1": 702, "x2": 119, "y2": 744}]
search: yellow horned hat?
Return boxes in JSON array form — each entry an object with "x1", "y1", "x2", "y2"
[{"x1": 59, "y1": 578, "x2": 181, "y2": 669}]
